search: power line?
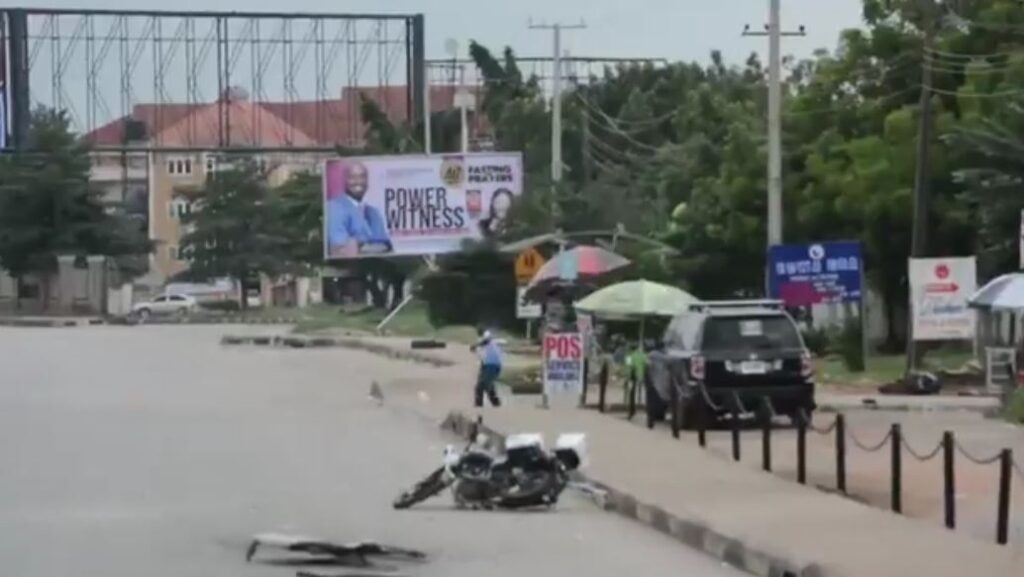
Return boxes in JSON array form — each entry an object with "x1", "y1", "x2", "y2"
[
  {"x1": 575, "y1": 93, "x2": 665, "y2": 152},
  {"x1": 924, "y1": 83, "x2": 1024, "y2": 98},
  {"x1": 783, "y1": 85, "x2": 921, "y2": 116}
]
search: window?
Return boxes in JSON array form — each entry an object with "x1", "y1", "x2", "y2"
[
  {"x1": 167, "y1": 157, "x2": 193, "y2": 176},
  {"x1": 168, "y1": 246, "x2": 179, "y2": 261},
  {"x1": 169, "y1": 295, "x2": 186, "y2": 302},
  {"x1": 169, "y1": 199, "x2": 191, "y2": 219},
  {"x1": 153, "y1": 296, "x2": 168, "y2": 303},
  {"x1": 701, "y1": 316, "x2": 803, "y2": 352}
]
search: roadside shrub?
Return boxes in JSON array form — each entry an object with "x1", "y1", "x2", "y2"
[
  {"x1": 831, "y1": 318, "x2": 865, "y2": 373},
  {"x1": 1004, "y1": 387, "x2": 1024, "y2": 424},
  {"x1": 801, "y1": 326, "x2": 829, "y2": 356}
]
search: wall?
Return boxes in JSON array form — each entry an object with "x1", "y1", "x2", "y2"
[{"x1": 0, "y1": 256, "x2": 111, "y2": 315}]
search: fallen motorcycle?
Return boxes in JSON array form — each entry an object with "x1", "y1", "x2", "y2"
[{"x1": 393, "y1": 432, "x2": 586, "y2": 511}]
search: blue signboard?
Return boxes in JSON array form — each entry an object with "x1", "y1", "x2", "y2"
[{"x1": 768, "y1": 241, "x2": 863, "y2": 306}]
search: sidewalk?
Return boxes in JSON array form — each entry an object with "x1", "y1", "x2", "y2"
[{"x1": 381, "y1": 362, "x2": 1022, "y2": 577}]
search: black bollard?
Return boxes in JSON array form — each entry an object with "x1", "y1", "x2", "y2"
[
  {"x1": 597, "y1": 360, "x2": 608, "y2": 413},
  {"x1": 670, "y1": 376, "x2": 681, "y2": 439},
  {"x1": 943, "y1": 431, "x2": 955, "y2": 530},
  {"x1": 730, "y1": 395, "x2": 741, "y2": 462},
  {"x1": 835, "y1": 414, "x2": 847, "y2": 494},
  {"x1": 796, "y1": 412, "x2": 807, "y2": 485},
  {"x1": 891, "y1": 423, "x2": 902, "y2": 514},
  {"x1": 761, "y1": 398, "x2": 772, "y2": 472},
  {"x1": 697, "y1": 393, "x2": 708, "y2": 448},
  {"x1": 997, "y1": 449, "x2": 1012, "y2": 545},
  {"x1": 627, "y1": 367, "x2": 637, "y2": 420}
]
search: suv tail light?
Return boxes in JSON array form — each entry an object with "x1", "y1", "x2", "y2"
[
  {"x1": 690, "y1": 355, "x2": 706, "y2": 381},
  {"x1": 801, "y1": 352, "x2": 814, "y2": 378}
]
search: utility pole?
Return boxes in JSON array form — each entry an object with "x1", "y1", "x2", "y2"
[
  {"x1": 581, "y1": 107, "x2": 592, "y2": 183},
  {"x1": 907, "y1": 0, "x2": 939, "y2": 373},
  {"x1": 529, "y1": 19, "x2": 586, "y2": 187},
  {"x1": 743, "y1": 1, "x2": 805, "y2": 248}
]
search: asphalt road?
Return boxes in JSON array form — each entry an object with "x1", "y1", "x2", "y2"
[{"x1": 0, "y1": 325, "x2": 745, "y2": 577}]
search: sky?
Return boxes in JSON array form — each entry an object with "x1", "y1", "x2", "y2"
[{"x1": 21, "y1": 0, "x2": 867, "y2": 65}]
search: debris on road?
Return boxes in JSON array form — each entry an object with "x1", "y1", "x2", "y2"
[{"x1": 246, "y1": 533, "x2": 426, "y2": 568}]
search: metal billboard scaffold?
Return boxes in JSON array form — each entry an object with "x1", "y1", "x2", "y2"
[{"x1": 0, "y1": 8, "x2": 425, "y2": 152}]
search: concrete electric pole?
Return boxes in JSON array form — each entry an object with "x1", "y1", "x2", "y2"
[
  {"x1": 743, "y1": 0, "x2": 805, "y2": 248},
  {"x1": 529, "y1": 19, "x2": 586, "y2": 185}
]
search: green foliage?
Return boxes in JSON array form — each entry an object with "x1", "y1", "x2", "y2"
[
  {"x1": 801, "y1": 326, "x2": 831, "y2": 357},
  {"x1": 0, "y1": 107, "x2": 151, "y2": 303},
  {"x1": 175, "y1": 159, "x2": 292, "y2": 304},
  {"x1": 1004, "y1": 387, "x2": 1024, "y2": 424},
  {"x1": 831, "y1": 318, "x2": 866, "y2": 373}
]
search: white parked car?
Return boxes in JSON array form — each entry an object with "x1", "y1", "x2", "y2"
[{"x1": 131, "y1": 293, "x2": 198, "y2": 320}]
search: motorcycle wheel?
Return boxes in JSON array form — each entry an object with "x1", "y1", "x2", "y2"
[
  {"x1": 393, "y1": 467, "x2": 449, "y2": 509},
  {"x1": 496, "y1": 470, "x2": 563, "y2": 509}
]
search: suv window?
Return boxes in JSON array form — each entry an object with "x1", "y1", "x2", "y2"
[{"x1": 701, "y1": 315, "x2": 802, "y2": 352}]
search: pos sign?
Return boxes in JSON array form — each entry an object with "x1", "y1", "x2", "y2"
[{"x1": 543, "y1": 332, "x2": 584, "y2": 396}]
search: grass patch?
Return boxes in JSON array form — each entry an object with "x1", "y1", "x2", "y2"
[
  {"x1": 819, "y1": 348, "x2": 974, "y2": 388},
  {"x1": 288, "y1": 300, "x2": 489, "y2": 345}
]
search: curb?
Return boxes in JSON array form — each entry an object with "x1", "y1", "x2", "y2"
[
  {"x1": 817, "y1": 398, "x2": 1000, "y2": 415},
  {"x1": 0, "y1": 318, "x2": 97, "y2": 328},
  {"x1": 441, "y1": 411, "x2": 822, "y2": 577},
  {"x1": 220, "y1": 334, "x2": 455, "y2": 367},
  {"x1": 138, "y1": 316, "x2": 302, "y2": 325}
]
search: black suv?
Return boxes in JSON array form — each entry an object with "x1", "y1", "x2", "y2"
[{"x1": 646, "y1": 300, "x2": 815, "y2": 427}]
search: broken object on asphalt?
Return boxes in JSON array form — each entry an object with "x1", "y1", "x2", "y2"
[{"x1": 246, "y1": 532, "x2": 426, "y2": 566}]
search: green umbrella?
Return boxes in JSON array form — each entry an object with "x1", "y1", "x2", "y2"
[{"x1": 575, "y1": 279, "x2": 699, "y2": 318}]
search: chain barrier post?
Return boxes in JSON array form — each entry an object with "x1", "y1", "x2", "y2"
[
  {"x1": 627, "y1": 366, "x2": 637, "y2": 420},
  {"x1": 997, "y1": 449, "x2": 1012, "y2": 545},
  {"x1": 580, "y1": 357, "x2": 590, "y2": 407},
  {"x1": 835, "y1": 414, "x2": 847, "y2": 493},
  {"x1": 670, "y1": 375, "x2": 681, "y2": 439},
  {"x1": 943, "y1": 431, "x2": 955, "y2": 530},
  {"x1": 697, "y1": 388, "x2": 708, "y2": 448},
  {"x1": 797, "y1": 409, "x2": 807, "y2": 485},
  {"x1": 761, "y1": 397, "x2": 772, "y2": 472},
  {"x1": 597, "y1": 360, "x2": 608, "y2": 413},
  {"x1": 891, "y1": 423, "x2": 902, "y2": 514},
  {"x1": 731, "y1": 392, "x2": 742, "y2": 462}
]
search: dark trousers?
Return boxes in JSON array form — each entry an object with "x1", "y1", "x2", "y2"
[{"x1": 475, "y1": 364, "x2": 502, "y2": 407}]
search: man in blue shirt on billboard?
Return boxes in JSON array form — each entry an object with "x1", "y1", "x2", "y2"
[
  {"x1": 326, "y1": 160, "x2": 392, "y2": 257},
  {"x1": 470, "y1": 328, "x2": 503, "y2": 407}
]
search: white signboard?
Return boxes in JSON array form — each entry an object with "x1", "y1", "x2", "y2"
[
  {"x1": 516, "y1": 286, "x2": 542, "y2": 319},
  {"x1": 910, "y1": 257, "x2": 977, "y2": 341},
  {"x1": 322, "y1": 153, "x2": 523, "y2": 259},
  {"x1": 543, "y1": 332, "x2": 585, "y2": 396}
]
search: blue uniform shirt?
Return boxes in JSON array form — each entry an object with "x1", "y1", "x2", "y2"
[{"x1": 478, "y1": 338, "x2": 503, "y2": 368}]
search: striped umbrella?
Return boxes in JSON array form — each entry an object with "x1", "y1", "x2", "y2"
[{"x1": 524, "y1": 245, "x2": 630, "y2": 298}]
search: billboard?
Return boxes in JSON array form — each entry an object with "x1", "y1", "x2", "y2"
[
  {"x1": 909, "y1": 257, "x2": 977, "y2": 341},
  {"x1": 322, "y1": 153, "x2": 523, "y2": 259},
  {"x1": 768, "y1": 241, "x2": 863, "y2": 306}
]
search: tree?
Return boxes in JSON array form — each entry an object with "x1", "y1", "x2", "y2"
[
  {"x1": 0, "y1": 107, "x2": 151, "y2": 308},
  {"x1": 175, "y1": 159, "x2": 291, "y2": 309},
  {"x1": 276, "y1": 170, "x2": 324, "y2": 269}
]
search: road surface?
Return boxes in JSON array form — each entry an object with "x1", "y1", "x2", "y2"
[{"x1": 0, "y1": 325, "x2": 744, "y2": 577}]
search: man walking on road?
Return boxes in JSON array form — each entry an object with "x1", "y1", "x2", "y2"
[{"x1": 471, "y1": 328, "x2": 503, "y2": 407}]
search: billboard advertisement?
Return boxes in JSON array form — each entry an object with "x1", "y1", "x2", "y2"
[
  {"x1": 322, "y1": 153, "x2": 523, "y2": 259},
  {"x1": 909, "y1": 257, "x2": 977, "y2": 341},
  {"x1": 768, "y1": 241, "x2": 863, "y2": 306}
]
